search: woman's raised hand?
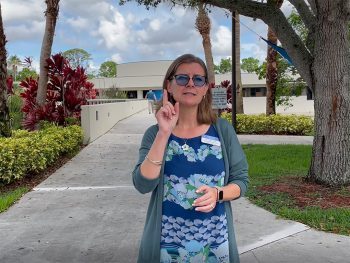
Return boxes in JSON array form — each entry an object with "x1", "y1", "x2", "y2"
[{"x1": 156, "y1": 90, "x2": 179, "y2": 136}]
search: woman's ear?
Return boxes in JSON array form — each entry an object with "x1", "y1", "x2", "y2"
[
  {"x1": 167, "y1": 79, "x2": 173, "y2": 93},
  {"x1": 203, "y1": 84, "x2": 209, "y2": 95}
]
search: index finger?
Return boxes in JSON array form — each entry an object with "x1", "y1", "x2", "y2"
[{"x1": 162, "y1": 89, "x2": 168, "y2": 105}]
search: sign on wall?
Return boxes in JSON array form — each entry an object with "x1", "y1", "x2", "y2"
[{"x1": 212, "y1": 86, "x2": 227, "y2": 109}]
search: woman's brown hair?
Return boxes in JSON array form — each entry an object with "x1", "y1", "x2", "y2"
[{"x1": 157, "y1": 53, "x2": 217, "y2": 124}]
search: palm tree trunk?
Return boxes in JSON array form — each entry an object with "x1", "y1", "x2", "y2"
[
  {"x1": 234, "y1": 11, "x2": 244, "y2": 114},
  {"x1": 266, "y1": 26, "x2": 278, "y2": 115},
  {"x1": 36, "y1": 0, "x2": 60, "y2": 106},
  {"x1": 196, "y1": 4, "x2": 215, "y2": 85},
  {"x1": 265, "y1": 0, "x2": 283, "y2": 115},
  {"x1": 0, "y1": 4, "x2": 11, "y2": 137}
]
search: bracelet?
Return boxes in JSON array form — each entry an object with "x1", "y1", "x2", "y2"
[
  {"x1": 214, "y1": 187, "x2": 219, "y2": 202},
  {"x1": 145, "y1": 154, "x2": 162, "y2": 166}
]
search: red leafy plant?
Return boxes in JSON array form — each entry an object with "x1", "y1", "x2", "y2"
[
  {"x1": 220, "y1": 80, "x2": 232, "y2": 113},
  {"x1": 20, "y1": 53, "x2": 97, "y2": 130}
]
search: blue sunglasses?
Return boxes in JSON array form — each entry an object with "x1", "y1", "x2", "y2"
[{"x1": 171, "y1": 74, "x2": 207, "y2": 87}]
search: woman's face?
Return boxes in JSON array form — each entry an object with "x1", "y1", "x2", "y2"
[{"x1": 167, "y1": 62, "x2": 208, "y2": 108}]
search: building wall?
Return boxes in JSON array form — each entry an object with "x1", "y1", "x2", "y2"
[
  {"x1": 90, "y1": 60, "x2": 267, "y2": 92},
  {"x1": 81, "y1": 100, "x2": 147, "y2": 144},
  {"x1": 89, "y1": 60, "x2": 313, "y2": 115},
  {"x1": 118, "y1": 60, "x2": 172, "y2": 77},
  {"x1": 243, "y1": 96, "x2": 314, "y2": 116}
]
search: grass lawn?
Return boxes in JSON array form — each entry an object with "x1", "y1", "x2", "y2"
[
  {"x1": 0, "y1": 187, "x2": 28, "y2": 213},
  {"x1": 1, "y1": 144, "x2": 349, "y2": 236},
  {"x1": 0, "y1": 154, "x2": 75, "y2": 214},
  {"x1": 243, "y1": 144, "x2": 350, "y2": 236}
]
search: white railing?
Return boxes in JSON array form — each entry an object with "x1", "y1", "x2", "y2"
[
  {"x1": 81, "y1": 99, "x2": 147, "y2": 144},
  {"x1": 87, "y1": 99, "x2": 137, "y2": 105}
]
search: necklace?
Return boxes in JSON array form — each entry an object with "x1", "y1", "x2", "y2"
[{"x1": 181, "y1": 139, "x2": 190, "y2": 152}]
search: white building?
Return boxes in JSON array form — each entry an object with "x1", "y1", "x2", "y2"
[{"x1": 90, "y1": 60, "x2": 314, "y2": 115}]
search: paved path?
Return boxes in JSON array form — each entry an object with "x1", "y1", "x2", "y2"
[{"x1": 0, "y1": 110, "x2": 349, "y2": 263}]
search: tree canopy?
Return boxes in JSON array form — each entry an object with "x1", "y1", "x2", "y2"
[
  {"x1": 241, "y1": 57, "x2": 259, "y2": 73},
  {"x1": 214, "y1": 57, "x2": 232, "y2": 74},
  {"x1": 99, "y1": 61, "x2": 117, "y2": 77},
  {"x1": 62, "y1": 48, "x2": 91, "y2": 69},
  {"x1": 17, "y1": 68, "x2": 38, "y2": 82}
]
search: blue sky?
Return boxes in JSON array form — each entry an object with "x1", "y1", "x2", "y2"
[{"x1": 2, "y1": 0, "x2": 293, "y2": 74}]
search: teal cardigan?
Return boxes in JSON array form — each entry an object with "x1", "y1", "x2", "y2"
[{"x1": 132, "y1": 118, "x2": 249, "y2": 263}]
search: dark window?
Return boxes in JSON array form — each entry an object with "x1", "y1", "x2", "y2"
[
  {"x1": 127, "y1": 91, "x2": 137, "y2": 99},
  {"x1": 306, "y1": 87, "x2": 313, "y2": 100},
  {"x1": 243, "y1": 87, "x2": 267, "y2": 97},
  {"x1": 250, "y1": 89, "x2": 256, "y2": 97}
]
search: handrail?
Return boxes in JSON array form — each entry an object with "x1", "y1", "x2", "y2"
[{"x1": 86, "y1": 99, "x2": 144, "y2": 105}]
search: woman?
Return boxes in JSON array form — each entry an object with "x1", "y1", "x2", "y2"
[{"x1": 132, "y1": 54, "x2": 249, "y2": 263}]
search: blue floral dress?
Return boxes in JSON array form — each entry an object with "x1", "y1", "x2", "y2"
[{"x1": 160, "y1": 125, "x2": 229, "y2": 263}]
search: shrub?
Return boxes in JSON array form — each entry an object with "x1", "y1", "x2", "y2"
[
  {"x1": 221, "y1": 112, "x2": 314, "y2": 135},
  {"x1": 98, "y1": 87, "x2": 127, "y2": 99},
  {"x1": 7, "y1": 94, "x2": 23, "y2": 130},
  {"x1": 98, "y1": 87, "x2": 118, "y2": 99},
  {"x1": 20, "y1": 53, "x2": 98, "y2": 130},
  {"x1": 0, "y1": 125, "x2": 83, "y2": 185}
]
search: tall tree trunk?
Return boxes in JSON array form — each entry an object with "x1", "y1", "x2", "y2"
[
  {"x1": 196, "y1": 4, "x2": 215, "y2": 85},
  {"x1": 186, "y1": 0, "x2": 350, "y2": 188},
  {"x1": 0, "y1": 4, "x2": 11, "y2": 137},
  {"x1": 308, "y1": 3, "x2": 350, "y2": 186},
  {"x1": 265, "y1": 26, "x2": 278, "y2": 115},
  {"x1": 234, "y1": 11, "x2": 244, "y2": 114},
  {"x1": 36, "y1": 0, "x2": 59, "y2": 106},
  {"x1": 266, "y1": 0, "x2": 283, "y2": 115}
]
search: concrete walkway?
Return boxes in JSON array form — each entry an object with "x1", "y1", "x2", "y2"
[{"x1": 0, "y1": 110, "x2": 349, "y2": 263}]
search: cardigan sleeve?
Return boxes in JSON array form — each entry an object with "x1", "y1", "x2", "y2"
[
  {"x1": 132, "y1": 125, "x2": 161, "y2": 194},
  {"x1": 220, "y1": 118, "x2": 249, "y2": 197}
]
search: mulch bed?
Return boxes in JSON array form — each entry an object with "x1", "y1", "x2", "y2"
[{"x1": 259, "y1": 176, "x2": 350, "y2": 209}]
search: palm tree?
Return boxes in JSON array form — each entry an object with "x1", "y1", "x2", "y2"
[
  {"x1": 266, "y1": 0, "x2": 284, "y2": 115},
  {"x1": 7, "y1": 55, "x2": 21, "y2": 81},
  {"x1": 0, "y1": 3, "x2": 11, "y2": 137},
  {"x1": 36, "y1": 0, "x2": 60, "y2": 106},
  {"x1": 195, "y1": 4, "x2": 215, "y2": 85}
]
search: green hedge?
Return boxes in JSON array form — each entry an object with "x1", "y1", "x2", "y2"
[
  {"x1": 0, "y1": 125, "x2": 83, "y2": 185},
  {"x1": 221, "y1": 113, "x2": 314, "y2": 135}
]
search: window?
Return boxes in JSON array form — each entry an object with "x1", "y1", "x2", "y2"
[{"x1": 306, "y1": 87, "x2": 313, "y2": 100}]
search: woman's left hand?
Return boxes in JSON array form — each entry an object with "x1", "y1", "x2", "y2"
[{"x1": 192, "y1": 185, "x2": 217, "y2": 213}]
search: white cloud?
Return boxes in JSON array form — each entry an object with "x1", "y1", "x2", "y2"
[
  {"x1": 212, "y1": 26, "x2": 232, "y2": 55},
  {"x1": 3, "y1": 0, "x2": 273, "y2": 71},
  {"x1": 170, "y1": 6, "x2": 186, "y2": 17},
  {"x1": 111, "y1": 53, "x2": 123, "y2": 63},
  {"x1": 30, "y1": 59, "x2": 40, "y2": 73},
  {"x1": 5, "y1": 20, "x2": 45, "y2": 41},
  {"x1": 150, "y1": 19, "x2": 161, "y2": 31},
  {"x1": 61, "y1": 1, "x2": 110, "y2": 18},
  {"x1": 96, "y1": 7, "x2": 131, "y2": 50},
  {"x1": 88, "y1": 61, "x2": 99, "y2": 71},
  {"x1": 126, "y1": 13, "x2": 136, "y2": 24},
  {"x1": 2, "y1": 0, "x2": 44, "y2": 23},
  {"x1": 66, "y1": 16, "x2": 89, "y2": 30},
  {"x1": 241, "y1": 42, "x2": 266, "y2": 62}
]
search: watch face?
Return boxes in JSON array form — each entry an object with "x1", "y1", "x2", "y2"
[{"x1": 219, "y1": 190, "x2": 224, "y2": 200}]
